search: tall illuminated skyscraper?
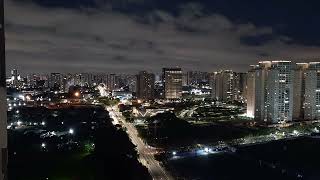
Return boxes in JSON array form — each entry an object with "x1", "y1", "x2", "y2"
[
  {"x1": 10, "y1": 69, "x2": 20, "y2": 87},
  {"x1": 209, "y1": 72, "x2": 217, "y2": 99},
  {"x1": 246, "y1": 61, "x2": 271, "y2": 121},
  {"x1": 163, "y1": 68, "x2": 182, "y2": 99},
  {"x1": 107, "y1": 74, "x2": 116, "y2": 91},
  {"x1": 49, "y1": 73, "x2": 62, "y2": 90},
  {"x1": 304, "y1": 62, "x2": 320, "y2": 120},
  {"x1": 247, "y1": 61, "x2": 294, "y2": 123},
  {"x1": 233, "y1": 72, "x2": 247, "y2": 102},
  {"x1": 214, "y1": 70, "x2": 234, "y2": 101},
  {"x1": 136, "y1": 71, "x2": 155, "y2": 100},
  {"x1": 0, "y1": 0, "x2": 7, "y2": 179},
  {"x1": 292, "y1": 63, "x2": 309, "y2": 120},
  {"x1": 266, "y1": 61, "x2": 293, "y2": 123},
  {"x1": 246, "y1": 66, "x2": 257, "y2": 118}
]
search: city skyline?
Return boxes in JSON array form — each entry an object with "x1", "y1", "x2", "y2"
[
  {"x1": 9, "y1": 59, "x2": 320, "y2": 123},
  {"x1": 5, "y1": 1, "x2": 320, "y2": 180},
  {"x1": 6, "y1": 0, "x2": 320, "y2": 73}
]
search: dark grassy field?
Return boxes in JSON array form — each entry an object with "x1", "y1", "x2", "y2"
[{"x1": 166, "y1": 137, "x2": 320, "y2": 180}]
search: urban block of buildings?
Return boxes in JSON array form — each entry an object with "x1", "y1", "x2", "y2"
[
  {"x1": 247, "y1": 61, "x2": 320, "y2": 123},
  {"x1": 6, "y1": 60, "x2": 320, "y2": 124}
]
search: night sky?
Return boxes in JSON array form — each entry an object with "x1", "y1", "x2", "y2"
[{"x1": 5, "y1": 0, "x2": 320, "y2": 74}]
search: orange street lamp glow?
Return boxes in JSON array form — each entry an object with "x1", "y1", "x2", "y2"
[{"x1": 74, "y1": 92, "x2": 80, "y2": 97}]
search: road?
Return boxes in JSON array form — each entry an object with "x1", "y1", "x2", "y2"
[{"x1": 107, "y1": 106, "x2": 173, "y2": 180}]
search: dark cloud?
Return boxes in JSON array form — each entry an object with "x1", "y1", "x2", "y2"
[
  {"x1": 5, "y1": 0, "x2": 320, "y2": 74},
  {"x1": 240, "y1": 34, "x2": 276, "y2": 46}
]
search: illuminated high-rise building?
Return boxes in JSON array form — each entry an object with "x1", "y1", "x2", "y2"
[
  {"x1": 26, "y1": 73, "x2": 40, "y2": 88},
  {"x1": 163, "y1": 68, "x2": 182, "y2": 99},
  {"x1": 136, "y1": 71, "x2": 155, "y2": 100},
  {"x1": 215, "y1": 70, "x2": 234, "y2": 101},
  {"x1": 107, "y1": 74, "x2": 116, "y2": 91},
  {"x1": 49, "y1": 73, "x2": 62, "y2": 90},
  {"x1": 247, "y1": 61, "x2": 294, "y2": 123},
  {"x1": 182, "y1": 73, "x2": 188, "y2": 86},
  {"x1": 246, "y1": 66, "x2": 256, "y2": 118},
  {"x1": 292, "y1": 63, "x2": 309, "y2": 120},
  {"x1": 209, "y1": 72, "x2": 217, "y2": 98},
  {"x1": 186, "y1": 71, "x2": 209, "y2": 87},
  {"x1": 304, "y1": 62, "x2": 320, "y2": 120},
  {"x1": 247, "y1": 60, "x2": 320, "y2": 122},
  {"x1": 266, "y1": 61, "x2": 293, "y2": 123},
  {"x1": 10, "y1": 69, "x2": 19, "y2": 87},
  {"x1": 233, "y1": 72, "x2": 247, "y2": 102},
  {"x1": 246, "y1": 61, "x2": 271, "y2": 120}
]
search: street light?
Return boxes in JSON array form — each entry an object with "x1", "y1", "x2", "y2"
[
  {"x1": 69, "y1": 128, "x2": 74, "y2": 135},
  {"x1": 25, "y1": 95, "x2": 31, "y2": 101},
  {"x1": 74, "y1": 92, "x2": 80, "y2": 97}
]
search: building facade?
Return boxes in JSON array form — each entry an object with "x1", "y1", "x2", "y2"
[
  {"x1": 106, "y1": 74, "x2": 116, "y2": 91},
  {"x1": 248, "y1": 61, "x2": 320, "y2": 122},
  {"x1": 247, "y1": 62, "x2": 271, "y2": 121},
  {"x1": 49, "y1": 73, "x2": 62, "y2": 90},
  {"x1": 247, "y1": 61, "x2": 294, "y2": 123},
  {"x1": 304, "y1": 62, "x2": 320, "y2": 120},
  {"x1": 163, "y1": 68, "x2": 182, "y2": 99},
  {"x1": 233, "y1": 72, "x2": 247, "y2": 102},
  {"x1": 292, "y1": 63, "x2": 309, "y2": 120},
  {"x1": 266, "y1": 61, "x2": 293, "y2": 123},
  {"x1": 214, "y1": 70, "x2": 234, "y2": 101},
  {"x1": 10, "y1": 69, "x2": 20, "y2": 88},
  {"x1": 246, "y1": 66, "x2": 257, "y2": 118},
  {"x1": 209, "y1": 72, "x2": 216, "y2": 99},
  {"x1": 136, "y1": 71, "x2": 155, "y2": 100}
]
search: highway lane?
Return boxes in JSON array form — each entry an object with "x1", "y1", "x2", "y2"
[{"x1": 107, "y1": 106, "x2": 173, "y2": 180}]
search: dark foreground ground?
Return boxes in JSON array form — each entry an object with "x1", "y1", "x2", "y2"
[
  {"x1": 166, "y1": 136, "x2": 320, "y2": 180},
  {"x1": 8, "y1": 105, "x2": 151, "y2": 180}
]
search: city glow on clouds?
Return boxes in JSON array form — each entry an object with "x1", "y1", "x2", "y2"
[{"x1": 5, "y1": 0, "x2": 320, "y2": 73}]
